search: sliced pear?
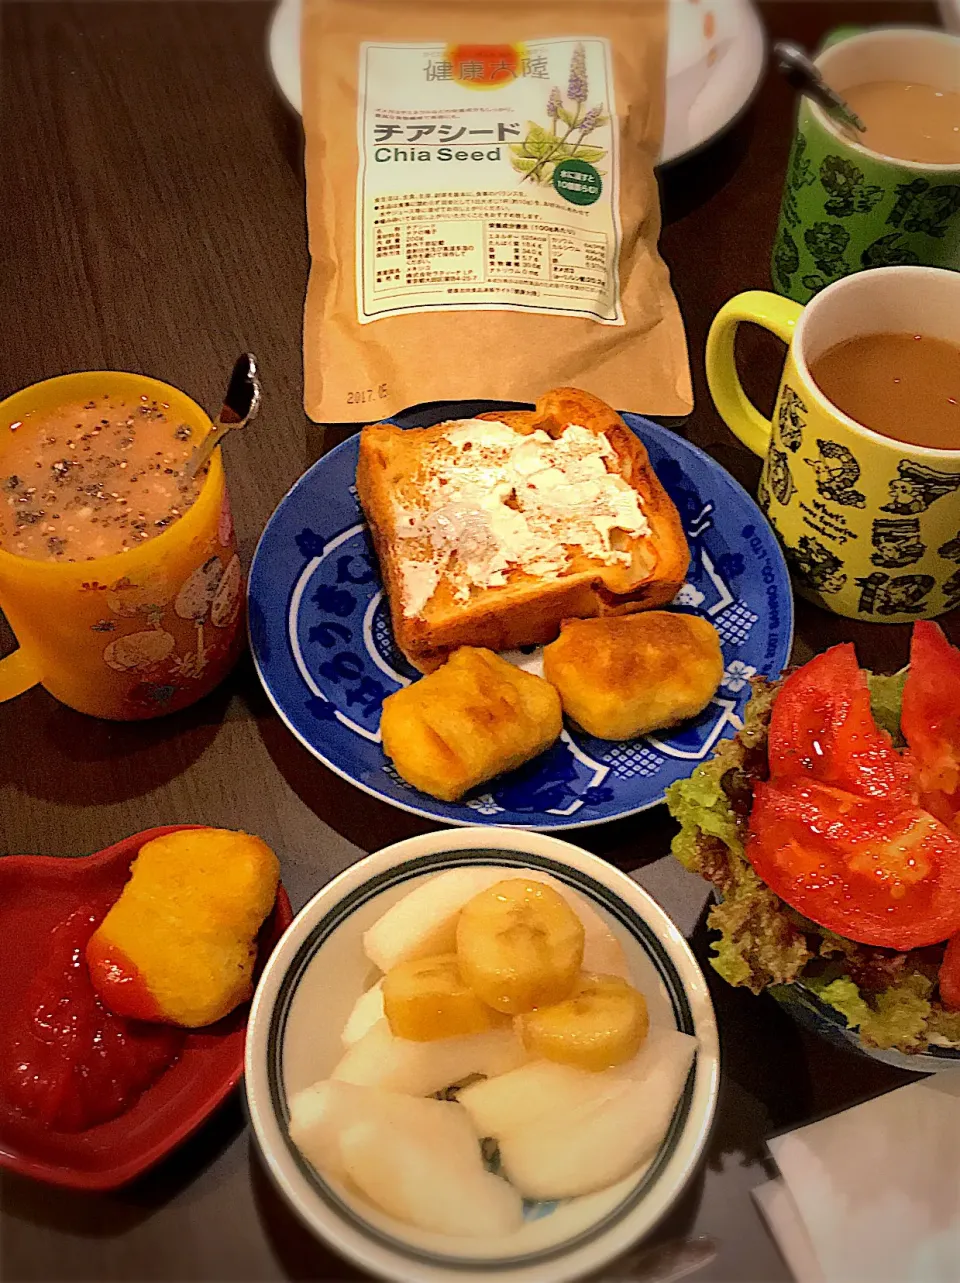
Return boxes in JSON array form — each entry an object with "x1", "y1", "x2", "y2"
[
  {"x1": 288, "y1": 1078, "x2": 443, "y2": 1183},
  {"x1": 341, "y1": 981, "x2": 385, "y2": 1047},
  {"x1": 331, "y1": 1019, "x2": 526, "y2": 1096},
  {"x1": 456, "y1": 879, "x2": 585, "y2": 1015},
  {"x1": 363, "y1": 867, "x2": 508, "y2": 973},
  {"x1": 517, "y1": 973, "x2": 649, "y2": 1072},
  {"x1": 498, "y1": 1078, "x2": 645, "y2": 1200},
  {"x1": 339, "y1": 1106, "x2": 523, "y2": 1238},
  {"x1": 612, "y1": 1025, "x2": 698, "y2": 1084},
  {"x1": 382, "y1": 953, "x2": 506, "y2": 1041},
  {"x1": 497, "y1": 1027, "x2": 698, "y2": 1200},
  {"x1": 458, "y1": 1058, "x2": 618, "y2": 1139},
  {"x1": 288, "y1": 1079, "x2": 522, "y2": 1237},
  {"x1": 289, "y1": 1080, "x2": 352, "y2": 1181}
]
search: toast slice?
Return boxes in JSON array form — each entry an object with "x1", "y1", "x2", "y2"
[{"x1": 356, "y1": 388, "x2": 690, "y2": 673}]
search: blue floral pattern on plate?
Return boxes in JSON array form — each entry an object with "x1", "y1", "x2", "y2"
[{"x1": 248, "y1": 408, "x2": 794, "y2": 829}]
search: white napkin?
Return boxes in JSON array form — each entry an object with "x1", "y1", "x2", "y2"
[
  {"x1": 753, "y1": 1076, "x2": 960, "y2": 1283},
  {"x1": 753, "y1": 1175, "x2": 824, "y2": 1283}
]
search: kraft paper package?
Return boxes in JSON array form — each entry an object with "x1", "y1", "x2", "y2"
[{"x1": 301, "y1": 0, "x2": 692, "y2": 423}]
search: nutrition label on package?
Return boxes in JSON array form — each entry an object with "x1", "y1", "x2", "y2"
[{"x1": 356, "y1": 38, "x2": 622, "y2": 325}]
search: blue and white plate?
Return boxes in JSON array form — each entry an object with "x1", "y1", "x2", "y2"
[{"x1": 247, "y1": 406, "x2": 794, "y2": 829}]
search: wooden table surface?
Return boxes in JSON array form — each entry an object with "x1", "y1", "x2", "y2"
[{"x1": 1, "y1": 2, "x2": 956, "y2": 1280}]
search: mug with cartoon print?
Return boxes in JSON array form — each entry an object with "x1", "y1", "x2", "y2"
[
  {"x1": 772, "y1": 27, "x2": 960, "y2": 305},
  {"x1": 0, "y1": 372, "x2": 245, "y2": 719},
  {"x1": 705, "y1": 266, "x2": 960, "y2": 623}
]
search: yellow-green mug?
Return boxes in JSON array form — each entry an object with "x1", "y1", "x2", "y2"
[
  {"x1": 0, "y1": 372, "x2": 245, "y2": 719},
  {"x1": 706, "y1": 265, "x2": 960, "y2": 622}
]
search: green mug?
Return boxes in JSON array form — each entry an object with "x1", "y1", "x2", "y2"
[{"x1": 772, "y1": 26, "x2": 960, "y2": 304}]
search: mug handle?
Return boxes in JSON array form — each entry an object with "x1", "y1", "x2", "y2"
[
  {"x1": 0, "y1": 644, "x2": 42, "y2": 702},
  {"x1": 705, "y1": 291, "x2": 804, "y2": 458}
]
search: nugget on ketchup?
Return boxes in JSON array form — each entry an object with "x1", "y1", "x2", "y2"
[{"x1": 86, "y1": 828, "x2": 280, "y2": 1028}]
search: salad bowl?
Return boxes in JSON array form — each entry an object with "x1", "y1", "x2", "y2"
[{"x1": 669, "y1": 626, "x2": 960, "y2": 1073}]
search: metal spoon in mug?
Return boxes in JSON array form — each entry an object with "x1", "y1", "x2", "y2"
[
  {"x1": 185, "y1": 353, "x2": 262, "y2": 481},
  {"x1": 773, "y1": 41, "x2": 867, "y2": 142}
]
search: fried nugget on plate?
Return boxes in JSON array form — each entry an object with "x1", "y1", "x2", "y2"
[
  {"x1": 542, "y1": 612, "x2": 723, "y2": 740},
  {"x1": 379, "y1": 647, "x2": 562, "y2": 802}
]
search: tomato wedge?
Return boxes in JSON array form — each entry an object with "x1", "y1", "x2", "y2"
[
  {"x1": 902, "y1": 621, "x2": 960, "y2": 830},
  {"x1": 768, "y1": 644, "x2": 912, "y2": 802},
  {"x1": 747, "y1": 778, "x2": 960, "y2": 949},
  {"x1": 939, "y1": 933, "x2": 960, "y2": 1012}
]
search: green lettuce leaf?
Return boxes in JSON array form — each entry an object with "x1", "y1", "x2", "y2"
[
  {"x1": 927, "y1": 1007, "x2": 960, "y2": 1046},
  {"x1": 665, "y1": 739, "x2": 742, "y2": 875},
  {"x1": 667, "y1": 680, "x2": 810, "y2": 990},
  {"x1": 739, "y1": 678, "x2": 781, "y2": 749},
  {"x1": 806, "y1": 973, "x2": 933, "y2": 1051},
  {"x1": 866, "y1": 669, "x2": 908, "y2": 744},
  {"x1": 666, "y1": 678, "x2": 779, "y2": 877},
  {"x1": 706, "y1": 868, "x2": 811, "y2": 992}
]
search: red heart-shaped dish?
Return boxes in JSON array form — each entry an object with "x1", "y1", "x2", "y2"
[{"x1": 0, "y1": 825, "x2": 292, "y2": 1190}]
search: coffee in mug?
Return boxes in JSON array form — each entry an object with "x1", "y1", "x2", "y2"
[
  {"x1": 807, "y1": 332, "x2": 960, "y2": 451},
  {"x1": 843, "y1": 81, "x2": 960, "y2": 166},
  {"x1": 705, "y1": 265, "x2": 960, "y2": 623},
  {"x1": 771, "y1": 28, "x2": 960, "y2": 304}
]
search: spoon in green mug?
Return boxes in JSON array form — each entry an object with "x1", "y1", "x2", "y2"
[{"x1": 774, "y1": 41, "x2": 867, "y2": 142}]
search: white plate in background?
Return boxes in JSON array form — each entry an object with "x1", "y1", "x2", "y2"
[{"x1": 267, "y1": 0, "x2": 767, "y2": 166}]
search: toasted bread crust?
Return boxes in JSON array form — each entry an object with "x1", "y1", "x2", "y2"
[{"x1": 357, "y1": 388, "x2": 689, "y2": 671}]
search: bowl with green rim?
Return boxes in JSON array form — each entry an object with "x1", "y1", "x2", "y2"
[{"x1": 244, "y1": 828, "x2": 719, "y2": 1283}]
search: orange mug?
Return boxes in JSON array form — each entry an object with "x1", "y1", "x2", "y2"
[{"x1": 0, "y1": 372, "x2": 245, "y2": 719}]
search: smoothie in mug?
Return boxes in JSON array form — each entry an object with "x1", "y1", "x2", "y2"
[{"x1": 0, "y1": 372, "x2": 244, "y2": 719}]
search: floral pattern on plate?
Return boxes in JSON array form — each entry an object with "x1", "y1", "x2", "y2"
[{"x1": 248, "y1": 409, "x2": 794, "y2": 829}]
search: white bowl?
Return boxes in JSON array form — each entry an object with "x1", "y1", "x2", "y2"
[{"x1": 245, "y1": 828, "x2": 719, "y2": 1283}]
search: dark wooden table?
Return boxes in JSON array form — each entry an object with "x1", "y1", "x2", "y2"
[{"x1": 1, "y1": 2, "x2": 956, "y2": 1280}]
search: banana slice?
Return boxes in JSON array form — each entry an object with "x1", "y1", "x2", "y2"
[
  {"x1": 382, "y1": 953, "x2": 506, "y2": 1041},
  {"x1": 517, "y1": 973, "x2": 649, "y2": 1071},
  {"x1": 456, "y1": 879, "x2": 584, "y2": 1015}
]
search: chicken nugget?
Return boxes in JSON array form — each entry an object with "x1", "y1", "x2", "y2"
[
  {"x1": 380, "y1": 647, "x2": 562, "y2": 802},
  {"x1": 543, "y1": 612, "x2": 723, "y2": 740},
  {"x1": 86, "y1": 828, "x2": 280, "y2": 1028}
]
